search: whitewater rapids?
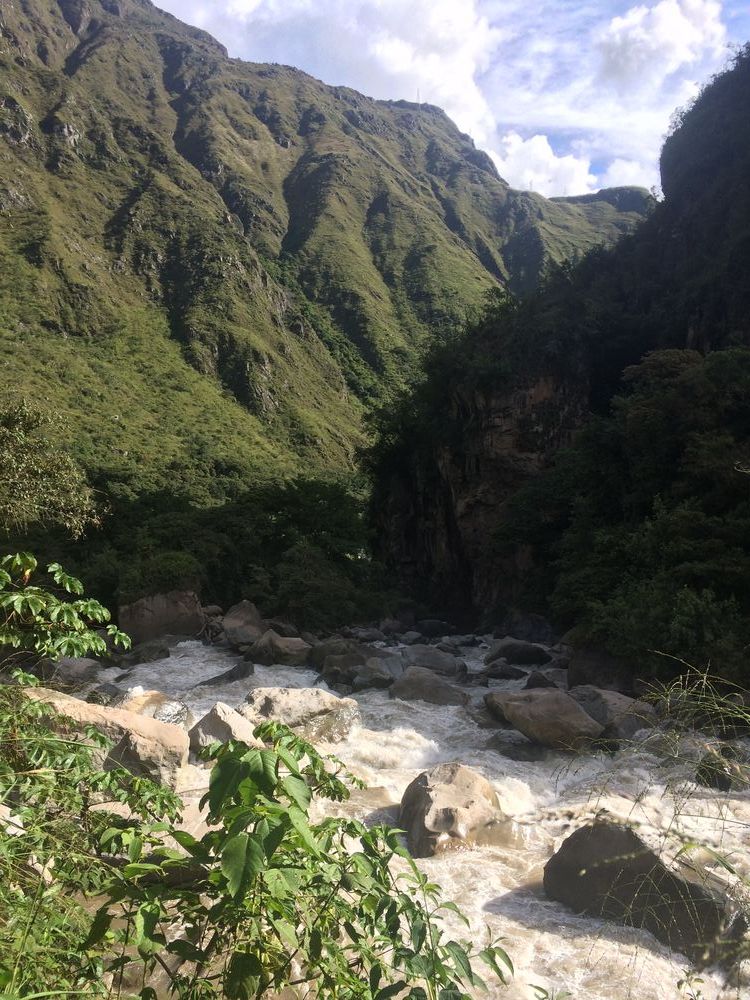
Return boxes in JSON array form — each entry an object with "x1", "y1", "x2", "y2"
[{"x1": 94, "y1": 640, "x2": 750, "y2": 1000}]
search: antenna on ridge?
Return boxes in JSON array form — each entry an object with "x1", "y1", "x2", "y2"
[{"x1": 417, "y1": 88, "x2": 421, "y2": 105}]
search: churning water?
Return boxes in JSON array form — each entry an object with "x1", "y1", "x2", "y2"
[{"x1": 96, "y1": 641, "x2": 750, "y2": 1000}]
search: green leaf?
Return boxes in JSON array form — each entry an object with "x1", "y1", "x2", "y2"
[
  {"x1": 226, "y1": 952, "x2": 263, "y2": 1000},
  {"x1": 221, "y1": 832, "x2": 265, "y2": 898}
]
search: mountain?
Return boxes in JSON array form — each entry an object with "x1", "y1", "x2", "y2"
[
  {"x1": 372, "y1": 46, "x2": 750, "y2": 675},
  {"x1": 0, "y1": 0, "x2": 649, "y2": 503}
]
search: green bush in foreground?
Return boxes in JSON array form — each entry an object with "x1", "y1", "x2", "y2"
[{"x1": 0, "y1": 556, "x2": 511, "y2": 999}]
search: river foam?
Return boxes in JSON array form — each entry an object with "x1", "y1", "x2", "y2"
[{"x1": 97, "y1": 640, "x2": 750, "y2": 1000}]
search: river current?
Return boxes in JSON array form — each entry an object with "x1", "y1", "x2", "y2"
[{"x1": 94, "y1": 640, "x2": 750, "y2": 1000}]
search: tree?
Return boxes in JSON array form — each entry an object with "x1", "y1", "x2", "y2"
[{"x1": 0, "y1": 400, "x2": 97, "y2": 539}]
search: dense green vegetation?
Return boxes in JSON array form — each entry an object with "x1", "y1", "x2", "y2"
[
  {"x1": 371, "y1": 46, "x2": 750, "y2": 679},
  {"x1": 501, "y1": 348, "x2": 750, "y2": 679},
  {"x1": 0, "y1": 0, "x2": 647, "y2": 613}
]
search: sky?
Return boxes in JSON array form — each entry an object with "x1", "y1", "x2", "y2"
[{"x1": 156, "y1": 0, "x2": 750, "y2": 196}]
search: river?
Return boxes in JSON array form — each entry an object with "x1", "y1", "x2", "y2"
[{"x1": 93, "y1": 639, "x2": 750, "y2": 1000}]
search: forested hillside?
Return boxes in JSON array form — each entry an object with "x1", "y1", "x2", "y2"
[{"x1": 373, "y1": 46, "x2": 750, "y2": 679}]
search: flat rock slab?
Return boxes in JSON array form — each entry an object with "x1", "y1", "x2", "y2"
[{"x1": 25, "y1": 687, "x2": 189, "y2": 787}]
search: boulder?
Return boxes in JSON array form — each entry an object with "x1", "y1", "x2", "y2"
[
  {"x1": 399, "y1": 762, "x2": 502, "y2": 857},
  {"x1": 485, "y1": 639, "x2": 552, "y2": 667},
  {"x1": 485, "y1": 661, "x2": 527, "y2": 681},
  {"x1": 244, "y1": 630, "x2": 311, "y2": 667},
  {"x1": 86, "y1": 682, "x2": 122, "y2": 706},
  {"x1": 320, "y1": 650, "x2": 368, "y2": 686},
  {"x1": 695, "y1": 745, "x2": 747, "y2": 792},
  {"x1": 402, "y1": 644, "x2": 467, "y2": 678},
  {"x1": 523, "y1": 670, "x2": 558, "y2": 690},
  {"x1": 240, "y1": 687, "x2": 360, "y2": 742},
  {"x1": 484, "y1": 689, "x2": 604, "y2": 749},
  {"x1": 222, "y1": 601, "x2": 266, "y2": 648},
  {"x1": 197, "y1": 659, "x2": 254, "y2": 685},
  {"x1": 543, "y1": 821, "x2": 747, "y2": 967},
  {"x1": 118, "y1": 591, "x2": 204, "y2": 645},
  {"x1": 111, "y1": 689, "x2": 193, "y2": 728},
  {"x1": 416, "y1": 619, "x2": 452, "y2": 638},
  {"x1": 567, "y1": 646, "x2": 635, "y2": 695},
  {"x1": 25, "y1": 688, "x2": 188, "y2": 786},
  {"x1": 390, "y1": 666, "x2": 468, "y2": 707},
  {"x1": 494, "y1": 612, "x2": 555, "y2": 645},
  {"x1": 349, "y1": 626, "x2": 386, "y2": 643},
  {"x1": 352, "y1": 656, "x2": 403, "y2": 691},
  {"x1": 309, "y1": 636, "x2": 362, "y2": 670},
  {"x1": 188, "y1": 702, "x2": 264, "y2": 752},
  {"x1": 400, "y1": 630, "x2": 423, "y2": 645},
  {"x1": 570, "y1": 686, "x2": 657, "y2": 740},
  {"x1": 50, "y1": 656, "x2": 102, "y2": 686},
  {"x1": 266, "y1": 620, "x2": 299, "y2": 638},
  {"x1": 119, "y1": 638, "x2": 170, "y2": 667},
  {"x1": 379, "y1": 618, "x2": 403, "y2": 636}
]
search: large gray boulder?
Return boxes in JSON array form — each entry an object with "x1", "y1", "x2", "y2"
[
  {"x1": 570, "y1": 686, "x2": 657, "y2": 740},
  {"x1": 118, "y1": 591, "x2": 204, "y2": 645},
  {"x1": 245, "y1": 630, "x2": 312, "y2": 667},
  {"x1": 402, "y1": 644, "x2": 467, "y2": 678},
  {"x1": 486, "y1": 638, "x2": 552, "y2": 667},
  {"x1": 309, "y1": 636, "x2": 363, "y2": 670},
  {"x1": 544, "y1": 821, "x2": 747, "y2": 967},
  {"x1": 390, "y1": 666, "x2": 468, "y2": 707},
  {"x1": 240, "y1": 687, "x2": 360, "y2": 742},
  {"x1": 567, "y1": 646, "x2": 636, "y2": 694},
  {"x1": 25, "y1": 688, "x2": 188, "y2": 786},
  {"x1": 189, "y1": 702, "x2": 264, "y2": 752},
  {"x1": 399, "y1": 762, "x2": 503, "y2": 857},
  {"x1": 352, "y1": 656, "x2": 404, "y2": 691},
  {"x1": 222, "y1": 600, "x2": 266, "y2": 648},
  {"x1": 49, "y1": 656, "x2": 102, "y2": 686},
  {"x1": 485, "y1": 689, "x2": 604, "y2": 749}
]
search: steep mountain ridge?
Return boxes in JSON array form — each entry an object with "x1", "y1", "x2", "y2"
[
  {"x1": 0, "y1": 0, "x2": 648, "y2": 500},
  {"x1": 373, "y1": 46, "x2": 750, "y2": 629}
]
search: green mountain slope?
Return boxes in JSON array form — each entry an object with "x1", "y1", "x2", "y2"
[
  {"x1": 0, "y1": 0, "x2": 649, "y2": 501},
  {"x1": 372, "y1": 46, "x2": 750, "y2": 675}
]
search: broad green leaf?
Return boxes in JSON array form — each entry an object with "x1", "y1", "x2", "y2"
[{"x1": 221, "y1": 832, "x2": 265, "y2": 898}]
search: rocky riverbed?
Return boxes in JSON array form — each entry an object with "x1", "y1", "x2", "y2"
[{"x1": 38, "y1": 609, "x2": 750, "y2": 1000}]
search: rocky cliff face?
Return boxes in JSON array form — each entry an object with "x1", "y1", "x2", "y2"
[{"x1": 377, "y1": 371, "x2": 589, "y2": 619}]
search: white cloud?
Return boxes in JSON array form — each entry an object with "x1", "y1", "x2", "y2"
[
  {"x1": 597, "y1": 0, "x2": 726, "y2": 92},
  {"x1": 155, "y1": 0, "x2": 740, "y2": 194},
  {"x1": 490, "y1": 134, "x2": 596, "y2": 197}
]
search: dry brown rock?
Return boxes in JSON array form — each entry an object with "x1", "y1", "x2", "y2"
[{"x1": 25, "y1": 688, "x2": 189, "y2": 786}]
